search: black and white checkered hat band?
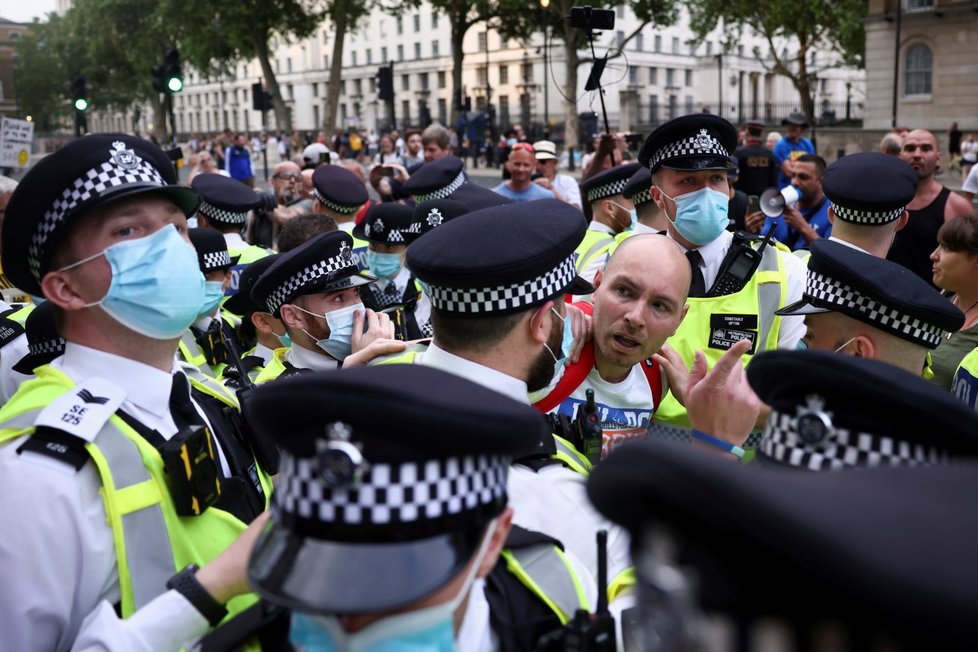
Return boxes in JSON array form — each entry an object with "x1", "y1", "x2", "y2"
[
  {"x1": 427, "y1": 254, "x2": 576, "y2": 314},
  {"x1": 631, "y1": 189, "x2": 653, "y2": 206},
  {"x1": 29, "y1": 159, "x2": 167, "y2": 282},
  {"x1": 805, "y1": 269, "x2": 946, "y2": 347},
  {"x1": 266, "y1": 252, "x2": 357, "y2": 314},
  {"x1": 650, "y1": 131, "x2": 728, "y2": 169},
  {"x1": 28, "y1": 337, "x2": 66, "y2": 357},
  {"x1": 202, "y1": 250, "x2": 233, "y2": 270},
  {"x1": 313, "y1": 188, "x2": 361, "y2": 214},
  {"x1": 198, "y1": 200, "x2": 248, "y2": 225},
  {"x1": 758, "y1": 410, "x2": 946, "y2": 471},
  {"x1": 411, "y1": 172, "x2": 466, "y2": 202},
  {"x1": 277, "y1": 451, "x2": 509, "y2": 533},
  {"x1": 586, "y1": 178, "x2": 628, "y2": 202},
  {"x1": 831, "y1": 203, "x2": 904, "y2": 225}
]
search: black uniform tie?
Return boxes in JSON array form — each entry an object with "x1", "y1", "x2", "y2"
[
  {"x1": 169, "y1": 373, "x2": 206, "y2": 432},
  {"x1": 686, "y1": 250, "x2": 706, "y2": 298}
]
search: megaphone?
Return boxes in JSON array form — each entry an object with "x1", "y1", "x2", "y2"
[{"x1": 759, "y1": 186, "x2": 801, "y2": 218}]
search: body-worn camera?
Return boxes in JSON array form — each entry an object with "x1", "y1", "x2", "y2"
[{"x1": 161, "y1": 425, "x2": 222, "y2": 516}]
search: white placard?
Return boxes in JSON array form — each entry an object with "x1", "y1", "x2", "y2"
[{"x1": 0, "y1": 117, "x2": 34, "y2": 168}]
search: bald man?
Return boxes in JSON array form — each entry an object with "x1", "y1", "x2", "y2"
[
  {"x1": 533, "y1": 234, "x2": 691, "y2": 456},
  {"x1": 888, "y1": 129, "x2": 974, "y2": 285}
]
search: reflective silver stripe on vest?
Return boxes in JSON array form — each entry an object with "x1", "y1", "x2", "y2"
[
  {"x1": 576, "y1": 235, "x2": 615, "y2": 273},
  {"x1": 552, "y1": 437, "x2": 589, "y2": 475},
  {"x1": 508, "y1": 544, "x2": 586, "y2": 621},
  {"x1": 755, "y1": 244, "x2": 783, "y2": 354},
  {"x1": 6, "y1": 409, "x2": 175, "y2": 611}
]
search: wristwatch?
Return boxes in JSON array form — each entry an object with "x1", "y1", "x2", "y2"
[{"x1": 166, "y1": 564, "x2": 228, "y2": 627}]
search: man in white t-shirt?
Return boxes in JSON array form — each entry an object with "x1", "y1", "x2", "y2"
[{"x1": 532, "y1": 234, "x2": 692, "y2": 456}]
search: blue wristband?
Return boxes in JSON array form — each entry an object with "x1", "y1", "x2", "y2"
[{"x1": 690, "y1": 429, "x2": 745, "y2": 459}]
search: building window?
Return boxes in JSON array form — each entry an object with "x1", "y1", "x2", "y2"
[
  {"x1": 654, "y1": 35, "x2": 661, "y2": 52},
  {"x1": 369, "y1": 78, "x2": 376, "y2": 93},
  {"x1": 313, "y1": 105, "x2": 320, "y2": 129},
  {"x1": 354, "y1": 79, "x2": 363, "y2": 95},
  {"x1": 438, "y1": 98, "x2": 447, "y2": 123},
  {"x1": 672, "y1": 37, "x2": 679, "y2": 54},
  {"x1": 636, "y1": 34, "x2": 643, "y2": 51},
  {"x1": 522, "y1": 60, "x2": 534, "y2": 83},
  {"x1": 432, "y1": 12, "x2": 439, "y2": 28},
  {"x1": 323, "y1": 55, "x2": 329, "y2": 68},
  {"x1": 9, "y1": 30, "x2": 20, "y2": 41},
  {"x1": 396, "y1": 17, "x2": 403, "y2": 34},
  {"x1": 666, "y1": 68, "x2": 674, "y2": 87},
  {"x1": 649, "y1": 94, "x2": 659, "y2": 124},
  {"x1": 413, "y1": 14, "x2": 421, "y2": 31},
  {"x1": 685, "y1": 70, "x2": 692, "y2": 86},
  {"x1": 706, "y1": 41, "x2": 712, "y2": 56},
  {"x1": 649, "y1": 67, "x2": 658, "y2": 85},
  {"x1": 433, "y1": 41, "x2": 440, "y2": 57},
  {"x1": 685, "y1": 95, "x2": 694, "y2": 114},
  {"x1": 499, "y1": 64, "x2": 509, "y2": 85},
  {"x1": 341, "y1": 80, "x2": 346, "y2": 96},
  {"x1": 628, "y1": 67, "x2": 638, "y2": 84},
  {"x1": 402, "y1": 74, "x2": 410, "y2": 91},
  {"x1": 477, "y1": 66, "x2": 488, "y2": 86},
  {"x1": 402, "y1": 100, "x2": 411, "y2": 124},
  {"x1": 351, "y1": 52, "x2": 357, "y2": 66},
  {"x1": 616, "y1": 31, "x2": 625, "y2": 48},
  {"x1": 616, "y1": 4, "x2": 624, "y2": 18},
  {"x1": 438, "y1": 71, "x2": 447, "y2": 89},
  {"x1": 322, "y1": 30, "x2": 328, "y2": 45},
  {"x1": 397, "y1": 44, "x2": 404, "y2": 61},
  {"x1": 286, "y1": 57, "x2": 292, "y2": 72},
  {"x1": 414, "y1": 43, "x2": 421, "y2": 59},
  {"x1": 499, "y1": 95, "x2": 510, "y2": 126},
  {"x1": 905, "y1": 0, "x2": 934, "y2": 10},
  {"x1": 904, "y1": 43, "x2": 932, "y2": 96},
  {"x1": 312, "y1": 83, "x2": 319, "y2": 97},
  {"x1": 381, "y1": 46, "x2": 388, "y2": 62},
  {"x1": 367, "y1": 49, "x2": 372, "y2": 64},
  {"x1": 478, "y1": 31, "x2": 487, "y2": 52},
  {"x1": 419, "y1": 72, "x2": 429, "y2": 90}
]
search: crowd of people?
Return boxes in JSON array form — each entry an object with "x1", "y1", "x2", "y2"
[{"x1": 0, "y1": 110, "x2": 976, "y2": 652}]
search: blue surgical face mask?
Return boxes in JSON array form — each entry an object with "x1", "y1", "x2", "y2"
[
  {"x1": 294, "y1": 301, "x2": 365, "y2": 360},
  {"x1": 61, "y1": 224, "x2": 206, "y2": 340},
  {"x1": 288, "y1": 518, "x2": 498, "y2": 652},
  {"x1": 417, "y1": 280, "x2": 430, "y2": 296},
  {"x1": 546, "y1": 306, "x2": 574, "y2": 366},
  {"x1": 198, "y1": 281, "x2": 225, "y2": 319},
  {"x1": 367, "y1": 251, "x2": 402, "y2": 279},
  {"x1": 796, "y1": 339, "x2": 808, "y2": 350},
  {"x1": 611, "y1": 201, "x2": 638, "y2": 231},
  {"x1": 276, "y1": 332, "x2": 292, "y2": 348},
  {"x1": 657, "y1": 186, "x2": 730, "y2": 245}
]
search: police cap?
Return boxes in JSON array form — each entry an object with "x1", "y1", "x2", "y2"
[
  {"x1": 587, "y1": 440, "x2": 978, "y2": 647},
  {"x1": 188, "y1": 227, "x2": 239, "y2": 273},
  {"x1": 638, "y1": 114, "x2": 738, "y2": 173},
  {"x1": 12, "y1": 301, "x2": 65, "y2": 375},
  {"x1": 776, "y1": 239, "x2": 963, "y2": 348},
  {"x1": 622, "y1": 167, "x2": 654, "y2": 207},
  {"x1": 191, "y1": 173, "x2": 261, "y2": 225},
  {"x1": 2, "y1": 134, "x2": 199, "y2": 295},
  {"x1": 251, "y1": 231, "x2": 376, "y2": 317},
  {"x1": 822, "y1": 152, "x2": 917, "y2": 225},
  {"x1": 351, "y1": 203, "x2": 421, "y2": 245},
  {"x1": 246, "y1": 364, "x2": 545, "y2": 614},
  {"x1": 580, "y1": 162, "x2": 642, "y2": 204},
  {"x1": 748, "y1": 349, "x2": 978, "y2": 470},
  {"x1": 404, "y1": 156, "x2": 509, "y2": 210},
  {"x1": 407, "y1": 199, "x2": 593, "y2": 316},
  {"x1": 222, "y1": 253, "x2": 279, "y2": 316},
  {"x1": 311, "y1": 165, "x2": 369, "y2": 215},
  {"x1": 412, "y1": 199, "x2": 470, "y2": 238}
]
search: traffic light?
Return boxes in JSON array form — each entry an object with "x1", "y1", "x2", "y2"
[
  {"x1": 377, "y1": 65, "x2": 394, "y2": 101},
  {"x1": 70, "y1": 75, "x2": 89, "y2": 112},
  {"x1": 251, "y1": 83, "x2": 274, "y2": 112},
  {"x1": 163, "y1": 48, "x2": 183, "y2": 93}
]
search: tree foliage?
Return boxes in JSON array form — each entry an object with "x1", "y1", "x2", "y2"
[{"x1": 685, "y1": 0, "x2": 866, "y2": 121}]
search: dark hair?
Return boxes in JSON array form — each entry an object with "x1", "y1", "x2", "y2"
[
  {"x1": 938, "y1": 214, "x2": 978, "y2": 256},
  {"x1": 277, "y1": 213, "x2": 338, "y2": 253},
  {"x1": 430, "y1": 308, "x2": 527, "y2": 353},
  {"x1": 796, "y1": 154, "x2": 827, "y2": 176},
  {"x1": 235, "y1": 315, "x2": 258, "y2": 351}
]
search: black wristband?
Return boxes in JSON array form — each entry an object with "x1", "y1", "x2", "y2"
[{"x1": 166, "y1": 564, "x2": 228, "y2": 627}]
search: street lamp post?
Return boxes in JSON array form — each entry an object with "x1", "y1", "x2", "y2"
[{"x1": 540, "y1": 0, "x2": 550, "y2": 139}]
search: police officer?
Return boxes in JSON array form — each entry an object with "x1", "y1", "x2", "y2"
[
  {"x1": 393, "y1": 199, "x2": 632, "y2": 596},
  {"x1": 0, "y1": 134, "x2": 271, "y2": 649},
  {"x1": 587, "y1": 428, "x2": 978, "y2": 649},
  {"x1": 412, "y1": 198, "x2": 470, "y2": 238},
  {"x1": 180, "y1": 227, "x2": 242, "y2": 379},
  {"x1": 620, "y1": 166, "x2": 665, "y2": 236},
  {"x1": 639, "y1": 114, "x2": 806, "y2": 445},
  {"x1": 575, "y1": 162, "x2": 643, "y2": 285},
  {"x1": 190, "y1": 173, "x2": 268, "y2": 302},
  {"x1": 776, "y1": 239, "x2": 963, "y2": 375},
  {"x1": 220, "y1": 253, "x2": 283, "y2": 387},
  {"x1": 352, "y1": 202, "x2": 433, "y2": 340},
  {"x1": 821, "y1": 151, "x2": 918, "y2": 258},
  {"x1": 11, "y1": 299, "x2": 65, "y2": 378},
  {"x1": 241, "y1": 364, "x2": 596, "y2": 650},
  {"x1": 250, "y1": 231, "x2": 398, "y2": 381},
  {"x1": 404, "y1": 155, "x2": 510, "y2": 210},
  {"x1": 310, "y1": 165, "x2": 371, "y2": 270}
]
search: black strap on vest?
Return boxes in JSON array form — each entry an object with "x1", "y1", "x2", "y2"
[
  {"x1": 198, "y1": 599, "x2": 294, "y2": 652},
  {"x1": 16, "y1": 425, "x2": 90, "y2": 471},
  {"x1": 484, "y1": 525, "x2": 570, "y2": 652}
]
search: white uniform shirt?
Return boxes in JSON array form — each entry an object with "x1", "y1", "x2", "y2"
[
  {"x1": 287, "y1": 343, "x2": 341, "y2": 371},
  {"x1": 0, "y1": 343, "x2": 217, "y2": 651},
  {"x1": 0, "y1": 299, "x2": 30, "y2": 404},
  {"x1": 418, "y1": 344, "x2": 632, "y2": 586},
  {"x1": 673, "y1": 230, "x2": 806, "y2": 348}
]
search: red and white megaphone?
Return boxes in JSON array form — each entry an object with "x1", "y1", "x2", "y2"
[{"x1": 759, "y1": 186, "x2": 801, "y2": 218}]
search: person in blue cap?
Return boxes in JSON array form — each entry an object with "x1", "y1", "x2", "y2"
[
  {"x1": 310, "y1": 165, "x2": 371, "y2": 271},
  {"x1": 0, "y1": 134, "x2": 273, "y2": 649},
  {"x1": 776, "y1": 239, "x2": 963, "y2": 376},
  {"x1": 637, "y1": 114, "x2": 806, "y2": 446},
  {"x1": 250, "y1": 231, "x2": 402, "y2": 381},
  {"x1": 189, "y1": 173, "x2": 269, "y2": 303}
]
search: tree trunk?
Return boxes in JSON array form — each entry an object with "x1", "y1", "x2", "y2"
[
  {"x1": 252, "y1": 32, "x2": 292, "y2": 134},
  {"x1": 450, "y1": 11, "x2": 467, "y2": 128},
  {"x1": 561, "y1": 21, "x2": 580, "y2": 153},
  {"x1": 151, "y1": 93, "x2": 167, "y2": 143},
  {"x1": 323, "y1": 9, "x2": 350, "y2": 135}
]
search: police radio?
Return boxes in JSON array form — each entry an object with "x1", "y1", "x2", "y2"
[
  {"x1": 548, "y1": 389, "x2": 603, "y2": 465},
  {"x1": 706, "y1": 224, "x2": 776, "y2": 298},
  {"x1": 160, "y1": 425, "x2": 222, "y2": 516}
]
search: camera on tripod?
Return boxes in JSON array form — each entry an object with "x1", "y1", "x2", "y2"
[{"x1": 569, "y1": 6, "x2": 615, "y2": 32}]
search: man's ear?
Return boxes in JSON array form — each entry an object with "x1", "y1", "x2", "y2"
[
  {"x1": 852, "y1": 335, "x2": 875, "y2": 360},
  {"x1": 650, "y1": 184, "x2": 667, "y2": 211},
  {"x1": 278, "y1": 304, "x2": 303, "y2": 330},
  {"x1": 39, "y1": 271, "x2": 92, "y2": 311},
  {"x1": 196, "y1": 214, "x2": 210, "y2": 229},
  {"x1": 895, "y1": 210, "x2": 909, "y2": 232},
  {"x1": 476, "y1": 507, "x2": 513, "y2": 579},
  {"x1": 592, "y1": 268, "x2": 604, "y2": 291},
  {"x1": 827, "y1": 206, "x2": 835, "y2": 225},
  {"x1": 527, "y1": 300, "x2": 555, "y2": 345}
]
